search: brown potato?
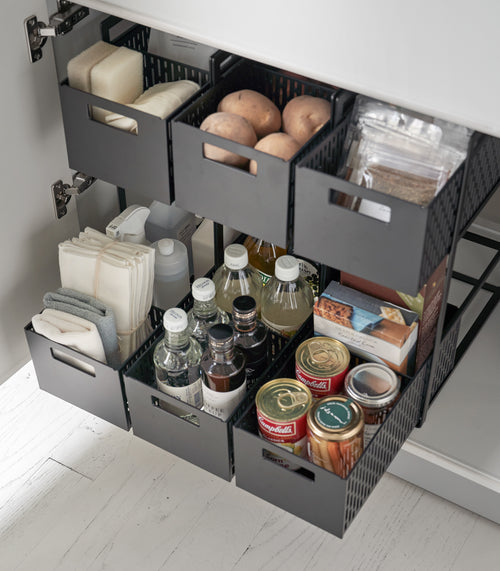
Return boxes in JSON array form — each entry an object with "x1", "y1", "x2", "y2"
[
  {"x1": 218, "y1": 89, "x2": 281, "y2": 139},
  {"x1": 200, "y1": 111, "x2": 257, "y2": 168},
  {"x1": 249, "y1": 132, "x2": 301, "y2": 175},
  {"x1": 282, "y1": 95, "x2": 331, "y2": 146}
]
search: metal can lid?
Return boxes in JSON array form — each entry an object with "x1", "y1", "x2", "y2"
[
  {"x1": 307, "y1": 395, "x2": 364, "y2": 442},
  {"x1": 344, "y1": 363, "x2": 400, "y2": 408},
  {"x1": 296, "y1": 337, "x2": 350, "y2": 378},
  {"x1": 256, "y1": 378, "x2": 312, "y2": 423}
]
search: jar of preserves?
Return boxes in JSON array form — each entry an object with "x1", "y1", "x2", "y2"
[
  {"x1": 344, "y1": 363, "x2": 400, "y2": 445},
  {"x1": 306, "y1": 395, "x2": 364, "y2": 477}
]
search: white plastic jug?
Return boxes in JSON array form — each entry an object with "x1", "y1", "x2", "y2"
[{"x1": 152, "y1": 238, "x2": 190, "y2": 310}]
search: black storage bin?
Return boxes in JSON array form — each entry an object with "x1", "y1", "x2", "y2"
[
  {"x1": 24, "y1": 307, "x2": 164, "y2": 431},
  {"x1": 293, "y1": 116, "x2": 500, "y2": 295},
  {"x1": 172, "y1": 58, "x2": 349, "y2": 248},
  {"x1": 233, "y1": 305, "x2": 461, "y2": 537},
  {"x1": 58, "y1": 18, "x2": 210, "y2": 203},
  {"x1": 124, "y1": 295, "x2": 294, "y2": 481}
]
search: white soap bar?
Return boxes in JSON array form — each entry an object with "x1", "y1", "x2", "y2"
[
  {"x1": 67, "y1": 41, "x2": 118, "y2": 92},
  {"x1": 90, "y1": 46, "x2": 144, "y2": 104}
]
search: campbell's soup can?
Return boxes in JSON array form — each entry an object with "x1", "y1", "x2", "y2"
[
  {"x1": 295, "y1": 337, "x2": 350, "y2": 399},
  {"x1": 256, "y1": 378, "x2": 312, "y2": 468}
]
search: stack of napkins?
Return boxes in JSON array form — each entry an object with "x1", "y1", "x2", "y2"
[
  {"x1": 58, "y1": 228, "x2": 155, "y2": 362},
  {"x1": 67, "y1": 40, "x2": 199, "y2": 131}
]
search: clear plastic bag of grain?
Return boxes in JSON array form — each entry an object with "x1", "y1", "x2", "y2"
[{"x1": 338, "y1": 95, "x2": 471, "y2": 219}]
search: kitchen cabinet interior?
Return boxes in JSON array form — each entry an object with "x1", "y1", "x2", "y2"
[{"x1": 13, "y1": 0, "x2": 500, "y2": 537}]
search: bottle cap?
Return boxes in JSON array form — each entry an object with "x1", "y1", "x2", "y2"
[
  {"x1": 192, "y1": 277, "x2": 216, "y2": 301},
  {"x1": 163, "y1": 307, "x2": 188, "y2": 332},
  {"x1": 232, "y1": 295, "x2": 257, "y2": 325},
  {"x1": 157, "y1": 238, "x2": 174, "y2": 256},
  {"x1": 275, "y1": 255, "x2": 300, "y2": 281},
  {"x1": 207, "y1": 323, "x2": 234, "y2": 352},
  {"x1": 224, "y1": 244, "x2": 248, "y2": 270}
]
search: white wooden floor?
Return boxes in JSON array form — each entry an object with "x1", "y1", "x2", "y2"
[{"x1": 0, "y1": 361, "x2": 499, "y2": 571}]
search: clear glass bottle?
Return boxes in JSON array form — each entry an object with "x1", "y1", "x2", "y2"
[
  {"x1": 232, "y1": 295, "x2": 268, "y2": 383},
  {"x1": 243, "y1": 236, "x2": 287, "y2": 286},
  {"x1": 200, "y1": 323, "x2": 247, "y2": 421},
  {"x1": 261, "y1": 255, "x2": 314, "y2": 338},
  {"x1": 153, "y1": 307, "x2": 203, "y2": 409},
  {"x1": 187, "y1": 277, "x2": 229, "y2": 351},
  {"x1": 213, "y1": 243, "x2": 263, "y2": 316}
]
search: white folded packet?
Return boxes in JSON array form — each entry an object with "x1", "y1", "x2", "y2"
[
  {"x1": 32, "y1": 308, "x2": 107, "y2": 364},
  {"x1": 103, "y1": 80, "x2": 199, "y2": 133}
]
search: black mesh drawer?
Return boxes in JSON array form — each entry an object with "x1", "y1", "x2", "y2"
[
  {"x1": 59, "y1": 19, "x2": 210, "y2": 204},
  {"x1": 172, "y1": 58, "x2": 350, "y2": 248},
  {"x1": 293, "y1": 116, "x2": 499, "y2": 296},
  {"x1": 233, "y1": 306, "x2": 461, "y2": 537}
]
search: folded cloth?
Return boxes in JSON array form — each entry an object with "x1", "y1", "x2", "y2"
[
  {"x1": 43, "y1": 288, "x2": 121, "y2": 369},
  {"x1": 103, "y1": 80, "x2": 199, "y2": 134},
  {"x1": 32, "y1": 308, "x2": 106, "y2": 365}
]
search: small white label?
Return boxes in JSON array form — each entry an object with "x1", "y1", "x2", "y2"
[
  {"x1": 157, "y1": 377, "x2": 203, "y2": 409},
  {"x1": 201, "y1": 380, "x2": 247, "y2": 421}
]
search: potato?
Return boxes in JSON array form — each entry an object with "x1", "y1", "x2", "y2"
[
  {"x1": 249, "y1": 133, "x2": 301, "y2": 175},
  {"x1": 282, "y1": 95, "x2": 331, "y2": 146},
  {"x1": 218, "y1": 89, "x2": 281, "y2": 139},
  {"x1": 200, "y1": 111, "x2": 257, "y2": 168}
]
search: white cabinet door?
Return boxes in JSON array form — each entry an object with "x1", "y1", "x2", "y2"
[{"x1": 0, "y1": 0, "x2": 80, "y2": 383}]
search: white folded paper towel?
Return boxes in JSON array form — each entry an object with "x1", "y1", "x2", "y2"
[{"x1": 58, "y1": 228, "x2": 155, "y2": 361}]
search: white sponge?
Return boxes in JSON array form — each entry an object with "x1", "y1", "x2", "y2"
[{"x1": 67, "y1": 41, "x2": 118, "y2": 92}]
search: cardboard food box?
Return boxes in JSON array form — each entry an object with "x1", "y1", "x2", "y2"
[
  {"x1": 340, "y1": 257, "x2": 447, "y2": 371},
  {"x1": 314, "y1": 281, "x2": 419, "y2": 376}
]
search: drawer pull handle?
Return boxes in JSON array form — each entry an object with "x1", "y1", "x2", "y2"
[
  {"x1": 50, "y1": 347, "x2": 96, "y2": 377},
  {"x1": 262, "y1": 448, "x2": 315, "y2": 481},
  {"x1": 329, "y1": 188, "x2": 392, "y2": 223},
  {"x1": 151, "y1": 396, "x2": 200, "y2": 427}
]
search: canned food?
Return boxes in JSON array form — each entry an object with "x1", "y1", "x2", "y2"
[
  {"x1": 306, "y1": 395, "x2": 364, "y2": 478},
  {"x1": 256, "y1": 378, "x2": 312, "y2": 467},
  {"x1": 295, "y1": 337, "x2": 350, "y2": 399},
  {"x1": 344, "y1": 363, "x2": 400, "y2": 445}
]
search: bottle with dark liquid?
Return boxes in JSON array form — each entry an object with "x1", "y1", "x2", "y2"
[
  {"x1": 232, "y1": 295, "x2": 268, "y2": 383},
  {"x1": 200, "y1": 323, "x2": 247, "y2": 420}
]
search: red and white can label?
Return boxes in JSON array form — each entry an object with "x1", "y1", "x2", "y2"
[
  {"x1": 295, "y1": 364, "x2": 348, "y2": 399},
  {"x1": 256, "y1": 410, "x2": 307, "y2": 445}
]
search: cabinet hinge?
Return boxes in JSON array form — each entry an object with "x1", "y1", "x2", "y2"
[
  {"x1": 52, "y1": 172, "x2": 96, "y2": 219},
  {"x1": 24, "y1": 1, "x2": 89, "y2": 63}
]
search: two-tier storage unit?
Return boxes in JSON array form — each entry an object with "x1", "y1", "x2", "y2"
[{"x1": 16, "y1": 0, "x2": 500, "y2": 539}]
